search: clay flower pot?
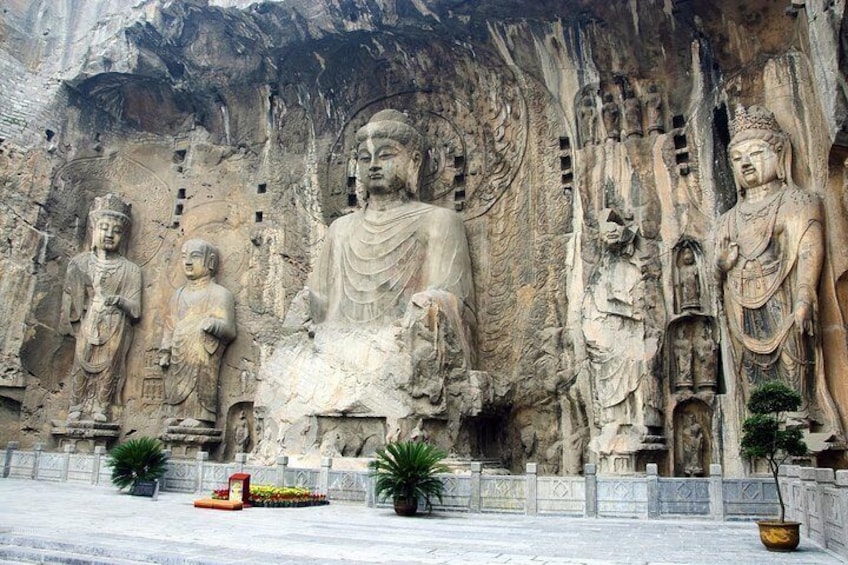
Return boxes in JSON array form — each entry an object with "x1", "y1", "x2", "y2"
[
  {"x1": 393, "y1": 496, "x2": 419, "y2": 516},
  {"x1": 756, "y1": 520, "x2": 800, "y2": 552}
]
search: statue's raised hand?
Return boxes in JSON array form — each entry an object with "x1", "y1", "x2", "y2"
[
  {"x1": 202, "y1": 317, "x2": 224, "y2": 337},
  {"x1": 715, "y1": 237, "x2": 738, "y2": 272}
]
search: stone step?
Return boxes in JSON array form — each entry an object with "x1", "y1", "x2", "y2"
[{"x1": 0, "y1": 536, "x2": 160, "y2": 565}]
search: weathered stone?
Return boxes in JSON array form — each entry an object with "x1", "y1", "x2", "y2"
[{"x1": 0, "y1": 0, "x2": 846, "y2": 475}]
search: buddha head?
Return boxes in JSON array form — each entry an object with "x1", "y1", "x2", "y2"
[
  {"x1": 181, "y1": 239, "x2": 218, "y2": 281},
  {"x1": 354, "y1": 109, "x2": 424, "y2": 202},
  {"x1": 728, "y1": 105, "x2": 791, "y2": 194},
  {"x1": 89, "y1": 193, "x2": 132, "y2": 255}
]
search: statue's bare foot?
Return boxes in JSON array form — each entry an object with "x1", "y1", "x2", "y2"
[
  {"x1": 67, "y1": 411, "x2": 81, "y2": 422},
  {"x1": 92, "y1": 412, "x2": 108, "y2": 423},
  {"x1": 181, "y1": 418, "x2": 202, "y2": 428}
]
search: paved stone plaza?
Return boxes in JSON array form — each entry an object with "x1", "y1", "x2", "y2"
[{"x1": 0, "y1": 479, "x2": 843, "y2": 565}]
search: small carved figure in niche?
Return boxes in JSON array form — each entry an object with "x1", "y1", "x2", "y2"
[
  {"x1": 602, "y1": 93, "x2": 621, "y2": 142},
  {"x1": 675, "y1": 247, "x2": 702, "y2": 313},
  {"x1": 715, "y1": 105, "x2": 842, "y2": 435},
  {"x1": 622, "y1": 86, "x2": 643, "y2": 139},
  {"x1": 60, "y1": 193, "x2": 142, "y2": 423},
  {"x1": 234, "y1": 409, "x2": 250, "y2": 453},
  {"x1": 160, "y1": 239, "x2": 236, "y2": 428},
  {"x1": 578, "y1": 92, "x2": 599, "y2": 147},
  {"x1": 645, "y1": 85, "x2": 664, "y2": 135},
  {"x1": 409, "y1": 418, "x2": 430, "y2": 443},
  {"x1": 681, "y1": 412, "x2": 704, "y2": 476},
  {"x1": 673, "y1": 325, "x2": 694, "y2": 392},
  {"x1": 693, "y1": 322, "x2": 717, "y2": 392}
]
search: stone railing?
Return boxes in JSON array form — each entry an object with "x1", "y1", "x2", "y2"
[
  {"x1": 3, "y1": 442, "x2": 780, "y2": 521},
  {"x1": 780, "y1": 465, "x2": 848, "y2": 560}
]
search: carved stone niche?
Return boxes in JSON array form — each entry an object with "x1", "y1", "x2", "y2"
[
  {"x1": 673, "y1": 400, "x2": 711, "y2": 478},
  {"x1": 667, "y1": 315, "x2": 718, "y2": 398},
  {"x1": 672, "y1": 240, "x2": 705, "y2": 315},
  {"x1": 316, "y1": 416, "x2": 387, "y2": 458},
  {"x1": 224, "y1": 401, "x2": 254, "y2": 460}
]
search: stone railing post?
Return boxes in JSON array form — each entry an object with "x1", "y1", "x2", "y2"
[
  {"x1": 319, "y1": 456, "x2": 332, "y2": 495},
  {"x1": 3, "y1": 441, "x2": 19, "y2": 478},
  {"x1": 235, "y1": 453, "x2": 247, "y2": 473},
  {"x1": 61, "y1": 444, "x2": 75, "y2": 482},
  {"x1": 799, "y1": 467, "x2": 817, "y2": 538},
  {"x1": 525, "y1": 463, "x2": 538, "y2": 516},
  {"x1": 836, "y1": 470, "x2": 848, "y2": 556},
  {"x1": 813, "y1": 468, "x2": 834, "y2": 548},
  {"x1": 584, "y1": 463, "x2": 597, "y2": 518},
  {"x1": 646, "y1": 463, "x2": 659, "y2": 519},
  {"x1": 366, "y1": 472, "x2": 376, "y2": 508},
  {"x1": 195, "y1": 451, "x2": 208, "y2": 494},
  {"x1": 782, "y1": 465, "x2": 801, "y2": 522},
  {"x1": 275, "y1": 455, "x2": 288, "y2": 487},
  {"x1": 470, "y1": 462, "x2": 482, "y2": 513},
  {"x1": 92, "y1": 446, "x2": 106, "y2": 485},
  {"x1": 709, "y1": 464, "x2": 724, "y2": 521},
  {"x1": 32, "y1": 442, "x2": 44, "y2": 480}
]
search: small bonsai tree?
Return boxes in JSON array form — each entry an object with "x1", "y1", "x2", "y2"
[
  {"x1": 107, "y1": 437, "x2": 168, "y2": 491},
  {"x1": 369, "y1": 441, "x2": 450, "y2": 515},
  {"x1": 740, "y1": 381, "x2": 807, "y2": 522}
]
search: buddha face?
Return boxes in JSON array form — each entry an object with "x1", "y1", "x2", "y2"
[
  {"x1": 92, "y1": 214, "x2": 126, "y2": 253},
  {"x1": 730, "y1": 138, "x2": 782, "y2": 190},
  {"x1": 181, "y1": 240, "x2": 214, "y2": 280},
  {"x1": 356, "y1": 136, "x2": 421, "y2": 196}
]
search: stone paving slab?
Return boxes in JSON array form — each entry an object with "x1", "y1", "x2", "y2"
[{"x1": 0, "y1": 479, "x2": 844, "y2": 565}]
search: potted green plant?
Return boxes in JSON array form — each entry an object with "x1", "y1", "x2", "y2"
[
  {"x1": 107, "y1": 437, "x2": 168, "y2": 496},
  {"x1": 740, "y1": 381, "x2": 807, "y2": 552},
  {"x1": 369, "y1": 440, "x2": 450, "y2": 516}
]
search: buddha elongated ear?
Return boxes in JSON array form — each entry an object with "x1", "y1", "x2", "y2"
[
  {"x1": 406, "y1": 150, "x2": 424, "y2": 197},
  {"x1": 775, "y1": 142, "x2": 787, "y2": 181},
  {"x1": 206, "y1": 251, "x2": 218, "y2": 273}
]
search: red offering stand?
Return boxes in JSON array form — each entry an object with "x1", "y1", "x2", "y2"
[{"x1": 228, "y1": 473, "x2": 251, "y2": 506}]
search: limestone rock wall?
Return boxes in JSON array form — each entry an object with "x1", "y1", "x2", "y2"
[{"x1": 0, "y1": 0, "x2": 846, "y2": 474}]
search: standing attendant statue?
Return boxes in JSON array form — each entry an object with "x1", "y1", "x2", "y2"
[
  {"x1": 60, "y1": 193, "x2": 142, "y2": 423},
  {"x1": 602, "y1": 93, "x2": 621, "y2": 142},
  {"x1": 715, "y1": 105, "x2": 842, "y2": 436},
  {"x1": 160, "y1": 239, "x2": 236, "y2": 428}
]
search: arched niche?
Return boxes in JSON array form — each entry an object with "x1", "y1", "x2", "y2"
[{"x1": 672, "y1": 399, "x2": 711, "y2": 477}]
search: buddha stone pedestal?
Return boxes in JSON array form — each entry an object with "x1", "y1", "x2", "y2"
[
  {"x1": 51, "y1": 421, "x2": 120, "y2": 453},
  {"x1": 161, "y1": 425, "x2": 222, "y2": 458}
]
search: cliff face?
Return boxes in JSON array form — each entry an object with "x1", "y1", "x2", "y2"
[{"x1": 1, "y1": 0, "x2": 846, "y2": 475}]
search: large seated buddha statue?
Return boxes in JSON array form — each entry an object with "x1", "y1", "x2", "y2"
[{"x1": 253, "y1": 110, "x2": 492, "y2": 462}]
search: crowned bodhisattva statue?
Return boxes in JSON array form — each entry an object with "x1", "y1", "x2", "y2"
[{"x1": 715, "y1": 105, "x2": 842, "y2": 440}]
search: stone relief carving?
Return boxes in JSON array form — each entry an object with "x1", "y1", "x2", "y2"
[
  {"x1": 673, "y1": 245, "x2": 703, "y2": 314},
  {"x1": 645, "y1": 84, "x2": 664, "y2": 135},
  {"x1": 601, "y1": 93, "x2": 621, "y2": 142},
  {"x1": 581, "y1": 207, "x2": 664, "y2": 473},
  {"x1": 622, "y1": 84, "x2": 643, "y2": 140},
  {"x1": 577, "y1": 90, "x2": 600, "y2": 147},
  {"x1": 715, "y1": 105, "x2": 843, "y2": 439},
  {"x1": 160, "y1": 239, "x2": 236, "y2": 428},
  {"x1": 680, "y1": 411, "x2": 704, "y2": 477},
  {"x1": 59, "y1": 193, "x2": 142, "y2": 424},
  {"x1": 254, "y1": 109, "x2": 498, "y2": 463}
]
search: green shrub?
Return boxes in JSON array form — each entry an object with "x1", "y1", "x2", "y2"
[
  {"x1": 369, "y1": 441, "x2": 450, "y2": 510},
  {"x1": 107, "y1": 437, "x2": 168, "y2": 491},
  {"x1": 741, "y1": 381, "x2": 807, "y2": 522}
]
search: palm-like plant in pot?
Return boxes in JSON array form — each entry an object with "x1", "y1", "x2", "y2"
[
  {"x1": 369, "y1": 441, "x2": 450, "y2": 516},
  {"x1": 740, "y1": 381, "x2": 807, "y2": 552},
  {"x1": 107, "y1": 437, "x2": 169, "y2": 494}
]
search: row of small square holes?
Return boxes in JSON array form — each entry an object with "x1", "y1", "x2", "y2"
[{"x1": 172, "y1": 184, "x2": 267, "y2": 226}]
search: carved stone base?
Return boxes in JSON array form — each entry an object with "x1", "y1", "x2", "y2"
[
  {"x1": 161, "y1": 426, "x2": 222, "y2": 458},
  {"x1": 51, "y1": 421, "x2": 120, "y2": 453}
]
